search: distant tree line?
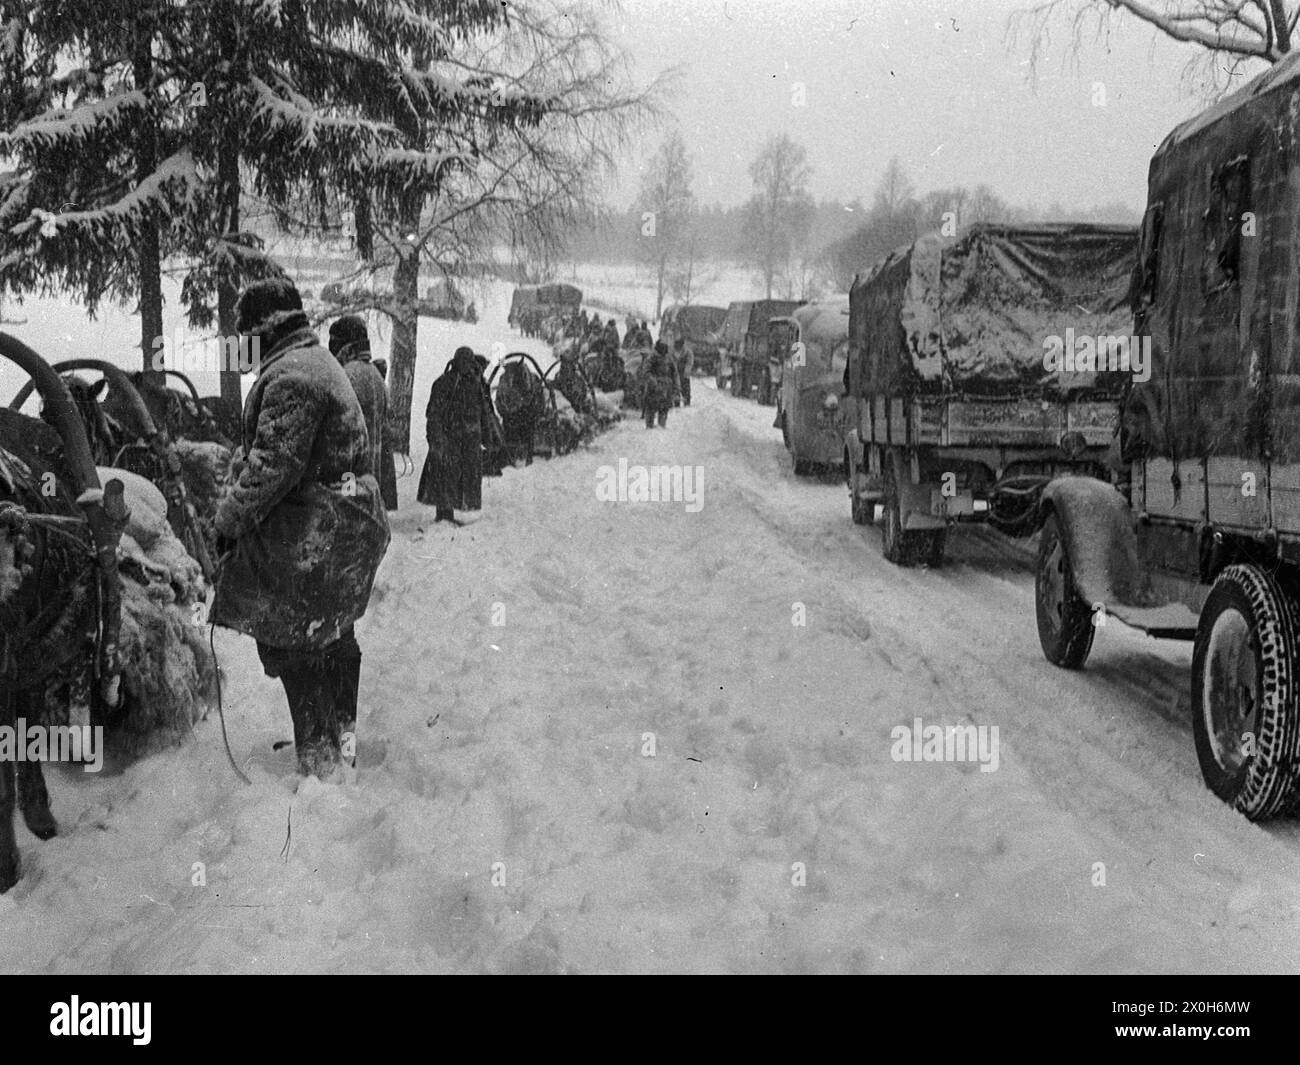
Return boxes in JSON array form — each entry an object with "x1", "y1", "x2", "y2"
[{"x1": 547, "y1": 145, "x2": 1137, "y2": 301}]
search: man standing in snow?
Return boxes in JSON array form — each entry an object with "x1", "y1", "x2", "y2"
[
  {"x1": 641, "y1": 340, "x2": 681, "y2": 429},
  {"x1": 212, "y1": 279, "x2": 390, "y2": 780},
  {"x1": 329, "y1": 315, "x2": 396, "y2": 511},
  {"x1": 417, "y1": 345, "x2": 502, "y2": 523}
]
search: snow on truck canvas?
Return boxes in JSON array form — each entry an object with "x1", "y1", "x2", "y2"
[{"x1": 3, "y1": 0, "x2": 1300, "y2": 1014}]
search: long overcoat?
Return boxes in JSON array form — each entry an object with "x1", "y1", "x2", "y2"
[{"x1": 212, "y1": 314, "x2": 390, "y2": 649}]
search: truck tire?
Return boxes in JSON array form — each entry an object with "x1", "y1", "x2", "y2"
[
  {"x1": 849, "y1": 448, "x2": 873, "y2": 525},
  {"x1": 1034, "y1": 510, "x2": 1095, "y2": 669},
  {"x1": 881, "y1": 458, "x2": 945, "y2": 566},
  {"x1": 1192, "y1": 564, "x2": 1300, "y2": 819}
]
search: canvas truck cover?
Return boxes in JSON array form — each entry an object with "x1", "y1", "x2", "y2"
[
  {"x1": 747, "y1": 300, "x2": 804, "y2": 337},
  {"x1": 1133, "y1": 46, "x2": 1300, "y2": 471},
  {"x1": 720, "y1": 302, "x2": 754, "y2": 348},
  {"x1": 509, "y1": 283, "x2": 583, "y2": 321},
  {"x1": 672, "y1": 304, "x2": 727, "y2": 340},
  {"x1": 849, "y1": 223, "x2": 1138, "y2": 399},
  {"x1": 536, "y1": 282, "x2": 582, "y2": 307}
]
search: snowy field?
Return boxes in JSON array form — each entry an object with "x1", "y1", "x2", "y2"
[
  {"x1": 5, "y1": 275, "x2": 1300, "y2": 973},
  {"x1": 538, "y1": 260, "x2": 766, "y2": 323},
  {"x1": 0, "y1": 275, "x2": 553, "y2": 430}
]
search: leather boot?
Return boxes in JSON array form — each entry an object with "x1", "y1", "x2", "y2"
[
  {"x1": 17, "y1": 761, "x2": 57, "y2": 840},
  {"x1": 280, "y1": 664, "x2": 341, "y2": 779},
  {"x1": 334, "y1": 651, "x2": 361, "y2": 771}
]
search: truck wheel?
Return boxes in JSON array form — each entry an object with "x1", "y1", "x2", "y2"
[
  {"x1": 849, "y1": 449, "x2": 872, "y2": 525},
  {"x1": 1034, "y1": 510, "x2": 1095, "y2": 669},
  {"x1": 881, "y1": 459, "x2": 942, "y2": 566},
  {"x1": 1192, "y1": 564, "x2": 1300, "y2": 819}
]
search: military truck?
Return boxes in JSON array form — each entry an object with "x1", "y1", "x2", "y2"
[
  {"x1": 845, "y1": 222, "x2": 1138, "y2": 565},
  {"x1": 716, "y1": 299, "x2": 804, "y2": 399},
  {"x1": 772, "y1": 296, "x2": 852, "y2": 475},
  {"x1": 1032, "y1": 53, "x2": 1300, "y2": 819},
  {"x1": 508, "y1": 283, "x2": 583, "y2": 332},
  {"x1": 658, "y1": 303, "x2": 726, "y2": 375}
]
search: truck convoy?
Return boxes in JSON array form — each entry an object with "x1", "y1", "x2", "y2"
[
  {"x1": 844, "y1": 222, "x2": 1139, "y2": 566},
  {"x1": 1031, "y1": 51, "x2": 1300, "y2": 819}
]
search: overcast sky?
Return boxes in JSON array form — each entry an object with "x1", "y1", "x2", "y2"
[{"x1": 605, "y1": 0, "x2": 1248, "y2": 213}]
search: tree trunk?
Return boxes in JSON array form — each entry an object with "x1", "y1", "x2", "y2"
[
  {"x1": 354, "y1": 192, "x2": 372, "y2": 261},
  {"x1": 1269, "y1": 0, "x2": 1291, "y2": 53},
  {"x1": 655, "y1": 254, "x2": 666, "y2": 320},
  {"x1": 387, "y1": 47, "x2": 429, "y2": 455},
  {"x1": 215, "y1": 0, "x2": 243, "y2": 424},
  {"x1": 388, "y1": 198, "x2": 422, "y2": 455},
  {"x1": 216, "y1": 138, "x2": 242, "y2": 422},
  {"x1": 133, "y1": 12, "x2": 163, "y2": 387}
]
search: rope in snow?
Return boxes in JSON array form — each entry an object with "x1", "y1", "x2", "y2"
[{"x1": 209, "y1": 621, "x2": 251, "y2": 786}]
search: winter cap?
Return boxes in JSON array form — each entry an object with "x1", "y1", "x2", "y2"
[
  {"x1": 236, "y1": 278, "x2": 302, "y2": 336},
  {"x1": 328, "y1": 315, "x2": 370, "y2": 359},
  {"x1": 452, "y1": 345, "x2": 478, "y2": 374},
  {"x1": 654, "y1": 340, "x2": 669, "y2": 355}
]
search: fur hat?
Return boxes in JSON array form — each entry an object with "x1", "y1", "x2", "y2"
[
  {"x1": 328, "y1": 315, "x2": 370, "y2": 360},
  {"x1": 235, "y1": 278, "x2": 302, "y2": 336}
]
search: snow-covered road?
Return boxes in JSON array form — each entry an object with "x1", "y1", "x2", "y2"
[{"x1": 5, "y1": 378, "x2": 1300, "y2": 973}]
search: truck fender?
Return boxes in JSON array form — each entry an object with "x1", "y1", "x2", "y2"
[
  {"x1": 887, "y1": 447, "x2": 945, "y2": 532},
  {"x1": 1039, "y1": 477, "x2": 1148, "y2": 609}
]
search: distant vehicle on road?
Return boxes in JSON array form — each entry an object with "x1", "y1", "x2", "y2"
[
  {"x1": 508, "y1": 283, "x2": 583, "y2": 333},
  {"x1": 716, "y1": 299, "x2": 804, "y2": 400},
  {"x1": 658, "y1": 304, "x2": 726, "y2": 375},
  {"x1": 772, "y1": 296, "x2": 852, "y2": 476}
]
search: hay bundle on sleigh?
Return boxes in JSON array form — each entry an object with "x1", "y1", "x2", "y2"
[{"x1": 98, "y1": 467, "x2": 217, "y2": 751}]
